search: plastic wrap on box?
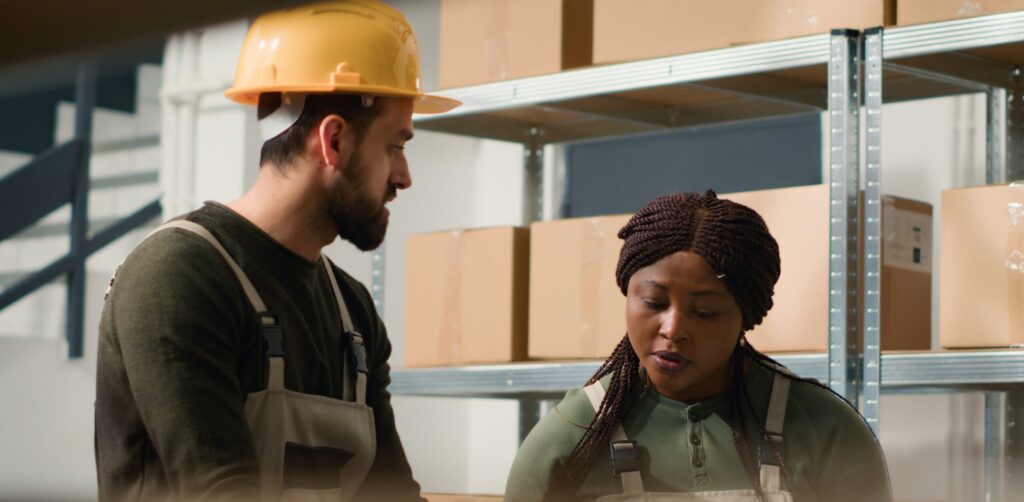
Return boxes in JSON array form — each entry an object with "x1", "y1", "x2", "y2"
[
  {"x1": 940, "y1": 183, "x2": 1024, "y2": 348},
  {"x1": 898, "y1": 0, "x2": 1024, "y2": 25}
]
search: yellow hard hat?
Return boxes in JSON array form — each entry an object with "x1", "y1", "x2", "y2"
[{"x1": 225, "y1": 0, "x2": 459, "y2": 114}]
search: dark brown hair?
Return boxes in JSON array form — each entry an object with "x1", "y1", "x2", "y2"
[
  {"x1": 547, "y1": 190, "x2": 791, "y2": 501},
  {"x1": 257, "y1": 92, "x2": 384, "y2": 168}
]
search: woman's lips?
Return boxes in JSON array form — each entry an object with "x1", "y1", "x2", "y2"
[{"x1": 652, "y1": 351, "x2": 691, "y2": 372}]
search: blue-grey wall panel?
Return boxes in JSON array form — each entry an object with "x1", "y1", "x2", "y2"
[{"x1": 565, "y1": 113, "x2": 822, "y2": 217}]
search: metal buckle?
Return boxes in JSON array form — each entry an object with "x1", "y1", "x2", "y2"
[
  {"x1": 347, "y1": 330, "x2": 369, "y2": 374},
  {"x1": 759, "y1": 432, "x2": 784, "y2": 466},
  {"x1": 258, "y1": 311, "x2": 284, "y2": 357},
  {"x1": 610, "y1": 440, "x2": 641, "y2": 476}
]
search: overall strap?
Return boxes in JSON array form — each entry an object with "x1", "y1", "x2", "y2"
[
  {"x1": 321, "y1": 256, "x2": 368, "y2": 405},
  {"x1": 759, "y1": 372, "x2": 792, "y2": 492},
  {"x1": 152, "y1": 220, "x2": 285, "y2": 390},
  {"x1": 583, "y1": 381, "x2": 644, "y2": 498}
]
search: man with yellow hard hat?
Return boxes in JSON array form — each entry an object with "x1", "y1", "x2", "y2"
[{"x1": 94, "y1": 1, "x2": 458, "y2": 500}]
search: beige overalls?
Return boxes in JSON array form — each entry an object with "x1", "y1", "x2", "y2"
[
  {"x1": 147, "y1": 221, "x2": 376, "y2": 501},
  {"x1": 583, "y1": 371, "x2": 795, "y2": 502}
]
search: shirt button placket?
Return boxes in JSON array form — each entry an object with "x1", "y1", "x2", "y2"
[{"x1": 688, "y1": 408, "x2": 709, "y2": 486}]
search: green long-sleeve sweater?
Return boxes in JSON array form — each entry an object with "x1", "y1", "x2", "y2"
[
  {"x1": 95, "y1": 202, "x2": 422, "y2": 501},
  {"x1": 506, "y1": 362, "x2": 892, "y2": 501}
]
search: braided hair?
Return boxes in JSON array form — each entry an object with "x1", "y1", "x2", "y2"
[{"x1": 547, "y1": 190, "x2": 817, "y2": 501}]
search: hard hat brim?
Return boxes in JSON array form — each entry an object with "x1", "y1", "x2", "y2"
[{"x1": 225, "y1": 85, "x2": 460, "y2": 115}]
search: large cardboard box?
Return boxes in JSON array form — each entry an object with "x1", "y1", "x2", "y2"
[
  {"x1": 899, "y1": 0, "x2": 1024, "y2": 26},
  {"x1": 939, "y1": 184, "x2": 1024, "y2": 348},
  {"x1": 405, "y1": 227, "x2": 530, "y2": 367},
  {"x1": 529, "y1": 215, "x2": 632, "y2": 359},
  {"x1": 439, "y1": 0, "x2": 593, "y2": 89},
  {"x1": 594, "y1": 0, "x2": 894, "y2": 65},
  {"x1": 736, "y1": 185, "x2": 933, "y2": 353},
  {"x1": 528, "y1": 185, "x2": 932, "y2": 359}
]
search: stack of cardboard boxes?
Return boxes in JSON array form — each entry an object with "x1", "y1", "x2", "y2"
[
  {"x1": 404, "y1": 184, "x2": 944, "y2": 367},
  {"x1": 438, "y1": 0, "x2": 1024, "y2": 90},
  {"x1": 405, "y1": 1, "x2": 1024, "y2": 367}
]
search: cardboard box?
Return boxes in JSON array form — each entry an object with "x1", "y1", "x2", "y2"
[
  {"x1": 939, "y1": 184, "x2": 1024, "y2": 348},
  {"x1": 594, "y1": 0, "x2": 894, "y2": 65},
  {"x1": 439, "y1": 0, "x2": 593, "y2": 88},
  {"x1": 736, "y1": 185, "x2": 933, "y2": 353},
  {"x1": 405, "y1": 227, "x2": 530, "y2": 367},
  {"x1": 899, "y1": 0, "x2": 1024, "y2": 26},
  {"x1": 529, "y1": 215, "x2": 632, "y2": 359},
  {"x1": 423, "y1": 495, "x2": 503, "y2": 502}
]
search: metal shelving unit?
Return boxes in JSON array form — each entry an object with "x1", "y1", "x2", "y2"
[
  {"x1": 872, "y1": 14, "x2": 1024, "y2": 499},
  {"x1": 386, "y1": 11, "x2": 1024, "y2": 499}
]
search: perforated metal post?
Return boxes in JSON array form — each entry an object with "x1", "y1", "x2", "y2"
[
  {"x1": 985, "y1": 392, "x2": 1007, "y2": 502},
  {"x1": 1009, "y1": 67, "x2": 1024, "y2": 182},
  {"x1": 518, "y1": 398, "x2": 542, "y2": 445},
  {"x1": 827, "y1": 30, "x2": 861, "y2": 402},
  {"x1": 862, "y1": 28, "x2": 883, "y2": 435},
  {"x1": 523, "y1": 127, "x2": 545, "y2": 225},
  {"x1": 1007, "y1": 393, "x2": 1024, "y2": 497},
  {"x1": 988, "y1": 88, "x2": 1007, "y2": 184},
  {"x1": 370, "y1": 248, "x2": 385, "y2": 317},
  {"x1": 518, "y1": 126, "x2": 547, "y2": 442}
]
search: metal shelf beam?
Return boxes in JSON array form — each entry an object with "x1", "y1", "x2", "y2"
[
  {"x1": 884, "y1": 11, "x2": 1024, "y2": 59},
  {"x1": 416, "y1": 34, "x2": 830, "y2": 120},
  {"x1": 391, "y1": 351, "x2": 1024, "y2": 398}
]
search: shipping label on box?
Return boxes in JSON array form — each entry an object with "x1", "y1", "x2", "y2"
[{"x1": 884, "y1": 204, "x2": 933, "y2": 274}]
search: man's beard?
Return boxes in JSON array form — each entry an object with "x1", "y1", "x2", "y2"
[{"x1": 329, "y1": 149, "x2": 393, "y2": 251}]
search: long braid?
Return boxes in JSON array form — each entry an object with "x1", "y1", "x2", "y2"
[
  {"x1": 728, "y1": 343, "x2": 768, "y2": 502},
  {"x1": 546, "y1": 335, "x2": 640, "y2": 500}
]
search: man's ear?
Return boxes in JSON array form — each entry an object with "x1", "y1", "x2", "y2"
[{"x1": 315, "y1": 114, "x2": 347, "y2": 168}]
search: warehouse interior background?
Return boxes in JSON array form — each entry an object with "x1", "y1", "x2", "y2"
[{"x1": 0, "y1": 0, "x2": 1021, "y2": 500}]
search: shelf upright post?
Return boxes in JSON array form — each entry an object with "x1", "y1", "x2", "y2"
[
  {"x1": 984, "y1": 64, "x2": 1024, "y2": 502},
  {"x1": 827, "y1": 29, "x2": 862, "y2": 403},
  {"x1": 1006, "y1": 393, "x2": 1024, "y2": 498},
  {"x1": 519, "y1": 125, "x2": 546, "y2": 442},
  {"x1": 1009, "y1": 66, "x2": 1024, "y2": 182},
  {"x1": 985, "y1": 392, "x2": 1007, "y2": 502},
  {"x1": 370, "y1": 247, "x2": 385, "y2": 317},
  {"x1": 523, "y1": 126, "x2": 545, "y2": 225},
  {"x1": 862, "y1": 28, "x2": 883, "y2": 436},
  {"x1": 518, "y1": 398, "x2": 542, "y2": 445},
  {"x1": 987, "y1": 87, "x2": 1007, "y2": 185}
]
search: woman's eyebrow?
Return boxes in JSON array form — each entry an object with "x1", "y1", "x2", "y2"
[
  {"x1": 642, "y1": 280, "x2": 667, "y2": 291},
  {"x1": 642, "y1": 280, "x2": 726, "y2": 296}
]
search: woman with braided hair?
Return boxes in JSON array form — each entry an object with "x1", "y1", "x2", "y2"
[{"x1": 505, "y1": 190, "x2": 892, "y2": 502}]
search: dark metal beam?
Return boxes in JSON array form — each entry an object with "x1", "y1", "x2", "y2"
[
  {"x1": 87, "y1": 199, "x2": 162, "y2": 255},
  {"x1": 0, "y1": 255, "x2": 73, "y2": 311},
  {"x1": 0, "y1": 139, "x2": 81, "y2": 241},
  {"x1": 66, "y1": 60, "x2": 96, "y2": 359}
]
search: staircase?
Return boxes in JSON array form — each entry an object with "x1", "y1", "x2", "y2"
[{"x1": 0, "y1": 62, "x2": 163, "y2": 353}]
